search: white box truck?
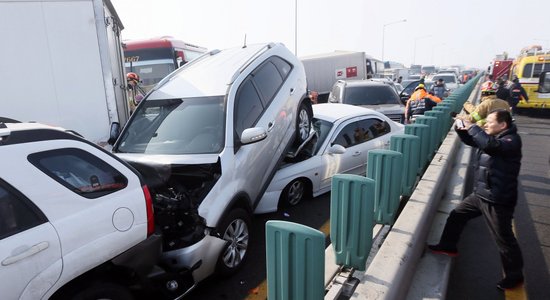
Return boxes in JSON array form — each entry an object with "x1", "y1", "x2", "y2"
[
  {"x1": 0, "y1": 0, "x2": 129, "y2": 146},
  {"x1": 300, "y1": 51, "x2": 367, "y2": 103}
]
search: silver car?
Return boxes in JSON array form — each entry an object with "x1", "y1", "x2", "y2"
[{"x1": 111, "y1": 43, "x2": 312, "y2": 292}]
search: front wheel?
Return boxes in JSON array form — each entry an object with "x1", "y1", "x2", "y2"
[
  {"x1": 294, "y1": 102, "x2": 312, "y2": 146},
  {"x1": 216, "y1": 208, "x2": 251, "y2": 276},
  {"x1": 279, "y1": 178, "x2": 310, "y2": 209}
]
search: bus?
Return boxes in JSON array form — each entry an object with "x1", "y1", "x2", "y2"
[
  {"x1": 510, "y1": 45, "x2": 550, "y2": 109},
  {"x1": 123, "y1": 37, "x2": 207, "y2": 91}
]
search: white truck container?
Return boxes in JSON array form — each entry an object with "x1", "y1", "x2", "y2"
[
  {"x1": 300, "y1": 51, "x2": 367, "y2": 102},
  {"x1": 0, "y1": 0, "x2": 129, "y2": 146}
]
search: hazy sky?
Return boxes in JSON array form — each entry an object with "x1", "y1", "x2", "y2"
[{"x1": 111, "y1": 0, "x2": 550, "y2": 69}]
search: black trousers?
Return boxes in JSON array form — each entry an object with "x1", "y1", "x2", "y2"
[{"x1": 439, "y1": 193, "x2": 524, "y2": 278}]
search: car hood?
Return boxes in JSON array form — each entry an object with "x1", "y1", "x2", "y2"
[{"x1": 356, "y1": 104, "x2": 404, "y2": 114}]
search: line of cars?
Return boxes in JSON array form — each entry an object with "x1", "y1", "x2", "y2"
[{"x1": 1, "y1": 42, "x2": 405, "y2": 299}]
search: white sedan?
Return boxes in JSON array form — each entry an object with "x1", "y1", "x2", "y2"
[{"x1": 255, "y1": 103, "x2": 405, "y2": 213}]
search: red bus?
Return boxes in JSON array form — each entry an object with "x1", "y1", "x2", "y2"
[{"x1": 123, "y1": 36, "x2": 207, "y2": 90}]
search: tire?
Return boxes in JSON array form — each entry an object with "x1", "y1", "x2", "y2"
[
  {"x1": 294, "y1": 101, "x2": 312, "y2": 146},
  {"x1": 72, "y1": 282, "x2": 133, "y2": 300},
  {"x1": 216, "y1": 208, "x2": 251, "y2": 276},
  {"x1": 280, "y1": 179, "x2": 307, "y2": 208}
]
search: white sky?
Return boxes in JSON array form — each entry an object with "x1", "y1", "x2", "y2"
[{"x1": 111, "y1": 0, "x2": 550, "y2": 69}]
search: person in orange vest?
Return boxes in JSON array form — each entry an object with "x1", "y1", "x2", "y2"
[{"x1": 405, "y1": 84, "x2": 441, "y2": 123}]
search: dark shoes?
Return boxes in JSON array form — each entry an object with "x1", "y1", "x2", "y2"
[
  {"x1": 427, "y1": 244, "x2": 458, "y2": 257},
  {"x1": 496, "y1": 275, "x2": 524, "y2": 291}
]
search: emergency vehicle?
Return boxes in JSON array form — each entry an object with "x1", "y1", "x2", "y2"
[
  {"x1": 510, "y1": 45, "x2": 550, "y2": 109},
  {"x1": 488, "y1": 58, "x2": 514, "y2": 82},
  {"x1": 124, "y1": 37, "x2": 207, "y2": 91}
]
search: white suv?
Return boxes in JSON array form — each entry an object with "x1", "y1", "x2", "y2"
[
  {"x1": 0, "y1": 122, "x2": 168, "y2": 299},
  {"x1": 111, "y1": 43, "x2": 312, "y2": 289}
]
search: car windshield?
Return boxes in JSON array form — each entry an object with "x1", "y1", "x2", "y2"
[
  {"x1": 312, "y1": 118, "x2": 333, "y2": 154},
  {"x1": 125, "y1": 60, "x2": 176, "y2": 91},
  {"x1": 115, "y1": 96, "x2": 225, "y2": 155},
  {"x1": 433, "y1": 75, "x2": 456, "y2": 83},
  {"x1": 343, "y1": 86, "x2": 400, "y2": 105}
]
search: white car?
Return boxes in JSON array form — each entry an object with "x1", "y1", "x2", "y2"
[
  {"x1": 111, "y1": 42, "x2": 312, "y2": 290},
  {"x1": 0, "y1": 121, "x2": 183, "y2": 299},
  {"x1": 431, "y1": 73, "x2": 460, "y2": 92},
  {"x1": 255, "y1": 104, "x2": 404, "y2": 213}
]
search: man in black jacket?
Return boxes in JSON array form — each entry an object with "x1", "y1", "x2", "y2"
[{"x1": 428, "y1": 109, "x2": 524, "y2": 291}]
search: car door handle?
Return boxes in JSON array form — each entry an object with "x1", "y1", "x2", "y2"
[
  {"x1": 352, "y1": 151, "x2": 361, "y2": 157},
  {"x1": 2, "y1": 241, "x2": 50, "y2": 266},
  {"x1": 267, "y1": 121, "x2": 275, "y2": 132},
  {"x1": 290, "y1": 88, "x2": 295, "y2": 95}
]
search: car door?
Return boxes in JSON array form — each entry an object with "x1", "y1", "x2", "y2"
[
  {"x1": 0, "y1": 179, "x2": 62, "y2": 300},
  {"x1": 319, "y1": 118, "x2": 371, "y2": 189},
  {"x1": 233, "y1": 57, "x2": 295, "y2": 203}
]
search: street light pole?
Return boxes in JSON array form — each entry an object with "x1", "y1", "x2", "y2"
[
  {"x1": 382, "y1": 19, "x2": 406, "y2": 63},
  {"x1": 294, "y1": 0, "x2": 298, "y2": 56},
  {"x1": 413, "y1": 35, "x2": 431, "y2": 64}
]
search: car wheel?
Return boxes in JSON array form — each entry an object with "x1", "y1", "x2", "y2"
[
  {"x1": 295, "y1": 102, "x2": 312, "y2": 146},
  {"x1": 216, "y1": 208, "x2": 251, "y2": 276},
  {"x1": 280, "y1": 179, "x2": 307, "y2": 208},
  {"x1": 72, "y1": 282, "x2": 133, "y2": 300}
]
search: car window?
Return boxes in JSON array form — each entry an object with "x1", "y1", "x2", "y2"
[
  {"x1": 0, "y1": 179, "x2": 46, "y2": 240},
  {"x1": 312, "y1": 118, "x2": 333, "y2": 154},
  {"x1": 332, "y1": 120, "x2": 371, "y2": 148},
  {"x1": 235, "y1": 77, "x2": 264, "y2": 137},
  {"x1": 343, "y1": 85, "x2": 400, "y2": 105},
  {"x1": 362, "y1": 118, "x2": 391, "y2": 138},
  {"x1": 252, "y1": 60, "x2": 283, "y2": 106},
  {"x1": 28, "y1": 148, "x2": 128, "y2": 199},
  {"x1": 433, "y1": 75, "x2": 456, "y2": 83},
  {"x1": 271, "y1": 56, "x2": 292, "y2": 80}
]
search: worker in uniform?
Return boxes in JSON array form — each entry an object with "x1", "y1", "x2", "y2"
[
  {"x1": 461, "y1": 81, "x2": 510, "y2": 126},
  {"x1": 405, "y1": 84, "x2": 441, "y2": 123},
  {"x1": 127, "y1": 72, "x2": 145, "y2": 114}
]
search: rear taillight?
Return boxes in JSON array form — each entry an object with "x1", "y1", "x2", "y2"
[{"x1": 142, "y1": 185, "x2": 155, "y2": 236}]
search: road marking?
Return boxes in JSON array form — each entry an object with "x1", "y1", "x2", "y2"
[
  {"x1": 505, "y1": 221, "x2": 528, "y2": 300},
  {"x1": 246, "y1": 219, "x2": 331, "y2": 299}
]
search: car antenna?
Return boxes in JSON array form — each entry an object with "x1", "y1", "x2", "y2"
[{"x1": 243, "y1": 34, "x2": 247, "y2": 48}]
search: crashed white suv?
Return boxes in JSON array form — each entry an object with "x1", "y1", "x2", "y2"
[
  {"x1": 111, "y1": 42, "x2": 312, "y2": 290},
  {"x1": 0, "y1": 122, "x2": 162, "y2": 299}
]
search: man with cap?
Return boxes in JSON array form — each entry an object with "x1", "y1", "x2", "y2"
[{"x1": 509, "y1": 76, "x2": 529, "y2": 116}]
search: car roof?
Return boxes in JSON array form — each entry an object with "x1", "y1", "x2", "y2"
[
  {"x1": 340, "y1": 80, "x2": 387, "y2": 88},
  {"x1": 147, "y1": 43, "x2": 278, "y2": 99},
  {"x1": 312, "y1": 103, "x2": 384, "y2": 123}
]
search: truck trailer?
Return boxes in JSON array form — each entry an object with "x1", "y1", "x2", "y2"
[
  {"x1": 300, "y1": 51, "x2": 367, "y2": 103},
  {"x1": 0, "y1": 0, "x2": 129, "y2": 146}
]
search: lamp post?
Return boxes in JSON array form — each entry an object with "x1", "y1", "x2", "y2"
[
  {"x1": 382, "y1": 19, "x2": 407, "y2": 63},
  {"x1": 413, "y1": 35, "x2": 431, "y2": 64},
  {"x1": 294, "y1": 0, "x2": 298, "y2": 55}
]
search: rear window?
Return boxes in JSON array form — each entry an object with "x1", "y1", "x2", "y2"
[
  {"x1": 343, "y1": 85, "x2": 400, "y2": 105},
  {"x1": 433, "y1": 75, "x2": 456, "y2": 83}
]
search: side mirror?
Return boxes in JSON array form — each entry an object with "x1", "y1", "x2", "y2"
[
  {"x1": 241, "y1": 127, "x2": 267, "y2": 145},
  {"x1": 108, "y1": 122, "x2": 121, "y2": 145},
  {"x1": 328, "y1": 144, "x2": 346, "y2": 155}
]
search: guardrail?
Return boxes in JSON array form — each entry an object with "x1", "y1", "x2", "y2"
[{"x1": 265, "y1": 74, "x2": 484, "y2": 300}]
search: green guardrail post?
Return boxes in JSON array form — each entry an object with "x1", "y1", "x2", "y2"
[
  {"x1": 367, "y1": 149, "x2": 403, "y2": 225},
  {"x1": 424, "y1": 110, "x2": 444, "y2": 145},
  {"x1": 266, "y1": 221, "x2": 325, "y2": 300},
  {"x1": 330, "y1": 174, "x2": 375, "y2": 271},
  {"x1": 414, "y1": 115, "x2": 438, "y2": 160},
  {"x1": 390, "y1": 134, "x2": 420, "y2": 197},
  {"x1": 404, "y1": 123, "x2": 430, "y2": 173},
  {"x1": 433, "y1": 105, "x2": 452, "y2": 137}
]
